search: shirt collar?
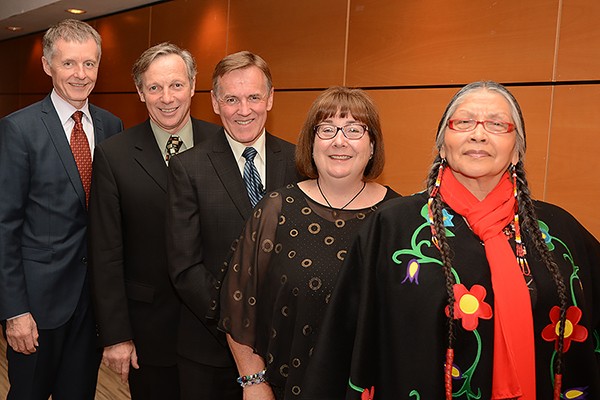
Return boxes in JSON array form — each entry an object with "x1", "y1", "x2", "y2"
[
  {"x1": 150, "y1": 117, "x2": 194, "y2": 153},
  {"x1": 50, "y1": 89, "x2": 91, "y2": 125},
  {"x1": 224, "y1": 128, "x2": 267, "y2": 163}
]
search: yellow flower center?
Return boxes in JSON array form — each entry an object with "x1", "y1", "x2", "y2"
[
  {"x1": 459, "y1": 294, "x2": 479, "y2": 315},
  {"x1": 451, "y1": 365, "x2": 460, "y2": 378},
  {"x1": 408, "y1": 260, "x2": 419, "y2": 277},
  {"x1": 555, "y1": 319, "x2": 574, "y2": 338},
  {"x1": 565, "y1": 389, "x2": 584, "y2": 399}
]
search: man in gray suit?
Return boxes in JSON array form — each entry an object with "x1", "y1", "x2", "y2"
[
  {"x1": 166, "y1": 51, "x2": 300, "y2": 400},
  {"x1": 0, "y1": 19, "x2": 122, "y2": 399}
]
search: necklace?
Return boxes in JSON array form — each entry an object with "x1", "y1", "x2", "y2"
[{"x1": 316, "y1": 179, "x2": 367, "y2": 217}]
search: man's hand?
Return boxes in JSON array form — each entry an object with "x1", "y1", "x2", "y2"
[
  {"x1": 6, "y1": 313, "x2": 39, "y2": 354},
  {"x1": 102, "y1": 340, "x2": 140, "y2": 383}
]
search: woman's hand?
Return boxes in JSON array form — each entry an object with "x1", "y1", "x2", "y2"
[{"x1": 243, "y1": 382, "x2": 276, "y2": 400}]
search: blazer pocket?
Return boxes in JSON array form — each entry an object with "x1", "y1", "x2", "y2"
[
  {"x1": 21, "y1": 247, "x2": 52, "y2": 263},
  {"x1": 125, "y1": 280, "x2": 155, "y2": 303}
]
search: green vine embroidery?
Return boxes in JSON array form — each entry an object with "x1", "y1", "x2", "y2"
[
  {"x1": 538, "y1": 220, "x2": 581, "y2": 307},
  {"x1": 539, "y1": 219, "x2": 588, "y2": 398},
  {"x1": 393, "y1": 205, "x2": 482, "y2": 398}
]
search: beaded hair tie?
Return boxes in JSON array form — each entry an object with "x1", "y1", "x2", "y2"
[
  {"x1": 427, "y1": 160, "x2": 454, "y2": 400},
  {"x1": 511, "y1": 164, "x2": 531, "y2": 276}
]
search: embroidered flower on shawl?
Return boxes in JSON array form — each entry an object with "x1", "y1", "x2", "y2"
[
  {"x1": 542, "y1": 305, "x2": 588, "y2": 352},
  {"x1": 361, "y1": 386, "x2": 375, "y2": 400},
  {"x1": 445, "y1": 284, "x2": 492, "y2": 331},
  {"x1": 401, "y1": 258, "x2": 420, "y2": 284},
  {"x1": 538, "y1": 220, "x2": 555, "y2": 251},
  {"x1": 562, "y1": 387, "x2": 588, "y2": 399},
  {"x1": 451, "y1": 363, "x2": 463, "y2": 380},
  {"x1": 442, "y1": 208, "x2": 455, "y2": 227},
  {"x1": 421, "y1": 204, "x2": 455, "y2": 239}
]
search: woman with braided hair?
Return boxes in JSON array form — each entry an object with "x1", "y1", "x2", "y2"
[{"x1": 303, "y1": 81, "x2": 600, "y2": 400}]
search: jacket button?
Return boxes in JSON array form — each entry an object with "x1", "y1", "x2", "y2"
[{"x1": 81, "y1": 257, "x2": 87, "y2": 264}]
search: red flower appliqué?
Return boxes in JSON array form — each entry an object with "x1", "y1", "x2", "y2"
[
  {"x1": 445, "y1": 284, "x2": 492, "y2": 331},
  {"x1": 541, "y1": 305, "x2": 588, "y2": 352},
  {"x1": 361, "y1": 386, "x2": 375, "y2": 400}
]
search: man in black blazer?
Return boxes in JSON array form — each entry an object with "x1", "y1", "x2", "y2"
[
  {"x1": 166, "y1": 51, "x2": 300, "y2": 399},
  {"x1": 0, "y1": 19, "x2": 122, "y2": 399},
  {"x1": 88, "y1": 43, "x2": 220, "y2": 399}
]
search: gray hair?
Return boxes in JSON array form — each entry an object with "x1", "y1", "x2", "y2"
[
  {"x1": 132, "y1": 42, "x2": 197, "y2": 91},
  {"x1": 434, "y1": 81, "x2": 526, "y2": 162},
  {"x1": 42, "y1": 19, "x2": 102, "y2": 62}
]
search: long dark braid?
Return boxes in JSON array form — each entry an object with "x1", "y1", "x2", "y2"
[
  {"x1": 513, "y1": 160, "x2": 569, "y2": 378},
  {"x1": 426, "y1": 156, "x2": 456, "y2": 400}
]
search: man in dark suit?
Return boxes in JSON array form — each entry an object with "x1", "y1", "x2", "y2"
[
  {"x1": 88, "y1": 42, "x2": 220, "y2": 399},
  {"x1": 0, "y1": 19, "x2": 122, "y2": 399},
  {"x1": 166, "y1": 51, "x2": 300, "y2": 399}
]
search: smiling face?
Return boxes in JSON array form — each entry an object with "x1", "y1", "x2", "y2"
[
  {"x1": 42, "y1": 38, "x2": 99, "y2": 109},
  {"x1": 440, "y1": 89, "x2": 519, "y2": 197},
  {"x1": 211, "y1": 66, "x2": 273, "y2": 145},
  {"x1": 312, "y1": 113, "x2": 373, "y2": 183},
  {"x1": 137, "y1": 53, "x2": 195, "y2": 134}
]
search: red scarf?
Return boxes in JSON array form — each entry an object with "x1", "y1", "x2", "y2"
[{"x1": 439, "y1": 169, "x2": 536, "y2": 400}]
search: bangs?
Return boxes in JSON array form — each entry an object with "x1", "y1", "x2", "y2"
[{"x1": 314, "y1": 92, "x2": 370, "y2": 124}]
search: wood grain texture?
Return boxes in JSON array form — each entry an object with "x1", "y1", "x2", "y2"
[
  {"x1": 93, "y1": 7, "x2": 152, "y2": 93},
  {"x1": 150, "y1": 0, "x2": 229, "y2": 91},
  {"x1": 545, "y1": 85, "x2": 600, "y2": 236},
  {"x1": 555, "y1": 0, "x2": 600, "y2": 80},
  {"x1": 227, "y1": 0, "x2": 347, "y2": 88},
  {"x1": 346, "y1": 0, "x2": 560, "y2": 86}
]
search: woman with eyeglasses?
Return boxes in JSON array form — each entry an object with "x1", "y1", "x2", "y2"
[
  {"x1": 303, "y1": 81, "x2": 600, "y2": 400},
  {"x1": 216, "y1": 86, "x2": 399, "y2": 399}
]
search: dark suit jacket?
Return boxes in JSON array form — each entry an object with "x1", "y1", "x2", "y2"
[
  {"x1": 0, "y1": 95, "x2": 122, "y2": 329},
  {"x1": 88, "y1": 118, "x2": 222, "y2": 366},
  {"x1": 166, "y1": 128, "x2": 300, "y2": 366}
]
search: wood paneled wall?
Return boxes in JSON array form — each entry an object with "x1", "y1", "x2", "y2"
[{"x1": 0, "y1": 0, "x2": 599, "y2": 238}]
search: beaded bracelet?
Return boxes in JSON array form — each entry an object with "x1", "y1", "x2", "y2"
[{"x1": 237, "y1": 369, "x2": 266, "y2": 387}]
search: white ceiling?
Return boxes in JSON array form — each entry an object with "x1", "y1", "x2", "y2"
[{"x1": 0, "y1": 0, "x2": 168, "y2": 41}]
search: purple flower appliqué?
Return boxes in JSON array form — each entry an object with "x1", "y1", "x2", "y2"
[{"x1": 401, "y1": 258, "x2": 421, "y2": 285}]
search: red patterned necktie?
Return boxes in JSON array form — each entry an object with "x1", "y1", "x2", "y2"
[{"x1": 70, "y1": 111, "x2": 92, "y2": 207}]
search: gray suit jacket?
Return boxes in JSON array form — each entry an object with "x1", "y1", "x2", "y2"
[
  {"x1": 166, "y1": 128, "x2": 300, "y2": 366},
  {"x1": 0, "y1": 94, "x2": 122, "y2": 328}
]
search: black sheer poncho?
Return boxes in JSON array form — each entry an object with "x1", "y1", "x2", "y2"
[{"x1": 219, "y1": 183, "x2": 399, "y2": 399}]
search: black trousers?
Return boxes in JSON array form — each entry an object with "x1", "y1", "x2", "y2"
[
  {"x1": 5, "y1": 291, "x2": 101, "y2": 400},
  {"x1": 178, "y1": 355, "x2": 242, "y2": 400},
  {"x1": 129, "y1": 363, "x2": 180, "y2": 400}
]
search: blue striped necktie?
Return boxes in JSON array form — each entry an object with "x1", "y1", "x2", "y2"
[{"x1": 242, "y1": 147, "x2": 264, "y2": 207}]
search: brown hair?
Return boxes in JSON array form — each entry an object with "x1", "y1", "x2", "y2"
[
  {"x1": 132, "y1": 42, "x2": 197, "y2": 91},
  {"x1": 295, "y1": 86, "x2": 385, "y2": 180},
  {"x1": 212, "y1": 51, "x2": 272, "y2": 96}
]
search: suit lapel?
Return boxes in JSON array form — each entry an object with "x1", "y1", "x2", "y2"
[
  {"x1": 265, "y1": 132, "x2": 287, "y2": 191},
  {"x1": 132, "y1": 120, "x2": 168, "y2": 192},
  {"x1": 41, "y1": 96, "x2": 87, "y2": 209},
  {"x1": 208, "y1": 129, "x2": 253, "y2": 218},
  {"x1": 90, "y1": 105, "x2": 107, "y2": 143},
  {"x1": 191, "y1": 118, "x2": 205, "y2": 145}
]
